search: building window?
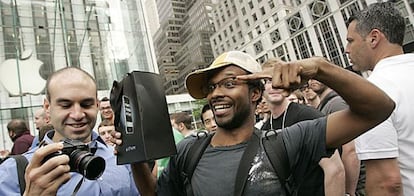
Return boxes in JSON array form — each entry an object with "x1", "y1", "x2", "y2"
[
  {"x1": 272, "y1": 13, "x2": 279, "y2": 23},
  {"x1": 287, "y1": 13, "x2": 304, "y2": 34},
  {"x1": 264, "y1": 20, "x2": 270, "y2": 28},
  {"x1": 248, "y1": 31, "x2": 254, "y2": 39},
  {"x1": 248, "y1": 1, "x2": 254, "y2": 9},
  {"x1": 252, "y1": 13, "x2": 257, "y2": 21},
  {"x1": 291, "y1": 31, "x2": 314, "y2": 60},
  {"x1": 269, "y1": 0, "x2": 275, "y2": 9},
  {"x1": 254, "y1": 40, "x2": 264, "y2": 54},
  {"x1": 314, "y1": 17, "x2": 348, "y2": 66},
  {"x1": 257, "y1": 54, "x2": 267, "y2": 64},
  {"x1": 309, "y1": 0, "x2": 329, "y2": 21},
  {"x1": 241, "y1": 7, "x2": 246, "y2": 15},
  {"x1": 256, "y1": 26, "x2": 262, "y2": 35},
  {"x1": 235, "y1": 19, "x2": 240, "y2": 27},
  {"x1": 245, "y1": 19, "x2": 250, "y2": 27},
  {"x1": 339, "y1": 0, "x2": 351, "y2": 4},
  {"x1": 260, "y1": 7, "x2": 266, "y2": 15},
  {"x1": 272, "y1": 44, "x2": 290, "y2": 61},
  {"x1": 270, "y1": 29, "x2": 281, "y2": 44}
]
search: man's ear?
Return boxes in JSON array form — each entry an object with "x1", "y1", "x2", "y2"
[
  {"x1": 178, "y1": 122, "x2": 185, "y2": 131},
  {"x1": 251, "y1": 88, "x2": 262, "y2": 103},
  {"x1": 368, "y1": 29, "x2": 381, "y2": 48},
  {"x1": 43, "y1": 98, "x2": 50, "y2": 113}
]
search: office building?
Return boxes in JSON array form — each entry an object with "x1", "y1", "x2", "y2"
[{"x1": 210, "y1": 0, "x2": 414, "y2": 68}]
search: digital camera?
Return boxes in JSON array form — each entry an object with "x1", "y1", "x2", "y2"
[{"x1": 43, "y1": 139, "x2": 105, "y2": 180}]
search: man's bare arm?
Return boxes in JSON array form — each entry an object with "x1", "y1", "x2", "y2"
[
  {"x1": 131, "y1": 162, "x2": 157, "y2": 196},
  {"x1": 365, "y1": 159, "x2": 402, "y2": 195},
  {"x1": 238, "y1": 57, "x2": 395, "y2": 147},
  {"x1": 113, "y1": 132, "x2": 157, "y2": 195}
]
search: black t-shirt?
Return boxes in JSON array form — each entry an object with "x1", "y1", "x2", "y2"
[
  {"x1": 261, "y1": 102, "x2": 324, "y2": 131},
  {"x1": 261, "y1": 102, "x2": 326, "y2": 195}
]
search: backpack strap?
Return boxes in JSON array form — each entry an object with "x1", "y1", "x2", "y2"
[
  {"x1": 9, "y1": 155, "x2": 28, "y2": 195},
  {"x1": 317, "y1": 91, "x2": 338, "y2": 111},
  {"x1": 181, "y1": 133, "x2": 214, "y2": 196},
  {"x1": 262, "y1": 130, "x2": 293, "y2": 195},
  {"x1": 233, "y1": 131, "x2": 260, "y2": 196}
]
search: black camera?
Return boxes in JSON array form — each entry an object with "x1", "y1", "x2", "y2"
[{"x1": 43, "y1": 139, "x2": 106, "y2": 180}]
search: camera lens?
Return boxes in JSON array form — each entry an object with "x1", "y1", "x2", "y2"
[{"x1": 71, "y1": 150, "x2": 106, "y2": 180}]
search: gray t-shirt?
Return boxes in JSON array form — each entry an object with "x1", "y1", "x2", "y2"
[{"x1": 157, "y1": 117, "x2": 331, "y2": 196}]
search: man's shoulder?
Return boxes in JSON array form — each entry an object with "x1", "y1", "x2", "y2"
[
  {"x1": 176, "y1": 132, "x2": 209, "y2": 151},
  {"x1": 15, "y1": 134, "x2": 34, "y2": 142},
  {"x1": 289, "y1": 103, "x2": 324, "y2": 120},
  {"x1": 291, "y1": 102, "x2": 323, "y2": 114}
]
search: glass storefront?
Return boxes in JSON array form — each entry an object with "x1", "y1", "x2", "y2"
[{"x1": 0, "y1": 0, "x2": 157, "y2": 150}]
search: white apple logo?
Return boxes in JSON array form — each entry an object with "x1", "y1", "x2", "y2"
[{"x1": 0, "y1": 49, "x2": 46, "y2": 96}]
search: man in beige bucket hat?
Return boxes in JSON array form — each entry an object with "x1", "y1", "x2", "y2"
[{"x1": 121, "y1": 51, "x2": 394, "y2": 196}]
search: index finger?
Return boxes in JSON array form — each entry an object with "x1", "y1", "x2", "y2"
[
  {"x1": 236, "y1": 65, "x2": 274, "y2": 81},
  {"x1": 29, "y1": 143, "x2": 64, "y2": 169}
]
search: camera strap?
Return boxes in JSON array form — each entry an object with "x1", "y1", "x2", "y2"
[{"x1": 72, "y1": 177, "x2": 85, "y2": 196}]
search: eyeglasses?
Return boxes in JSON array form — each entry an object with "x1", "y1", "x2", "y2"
[
  {"x1": 263, "y1": 78, "x2": 272, "y2": 84},
  {"x1": 299, "y1": 84, "x2": 309, "y2": 91},
  {"x1": 202, "y1": 77, "x2": 247, "y2": 95}
]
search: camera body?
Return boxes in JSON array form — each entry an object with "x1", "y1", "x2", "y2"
[{"x1": 43, "y1": 139, "x2": 106, "y2": 180}]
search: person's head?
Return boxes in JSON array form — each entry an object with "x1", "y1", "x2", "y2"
[
  {"x1": 288, "y1": 90, "x2": 305, "y2": 104},
  {"x1": 98, "y1": 119, "x2": 115, "y2": 145},
  {"x1": 34, "y1": 108, "x2": 50, "y2": 130},
  {"x1": 186, "y1": 51, "x2": 263, "y2": 130},
  {"x1": 345, "y1": 2, "x2": 405, "y2": 71},
  {"x1": 200, "y1": 104, "x2": 217, "y2": 132},
  {"x1": 170, "y1": 112, "x2": 192, "y2": 132},
  {"x1": 300, "y1": 84, "x2": 318, "y2": 101},
  {"x1": 308, "y1": 79, "x2": 327, "y2": 95},
  {"x1": 261, "y1": 59, "x2": 287, "y2": 105},
  {"x1": 7, "y1": 119, "x2": 30, "y2": 142},
  {"x1": 255, "y1": 96, "x2": 270, "y2": 122},
  {"x1": 38, "y1": 124, "x2": 54, "y2": 142},
  {"x1": 44, "y1": 67, "x2": 98, "y2": 143},
  {"x1": 99, "y1": 97, "x2": 114, "y2": 121}
]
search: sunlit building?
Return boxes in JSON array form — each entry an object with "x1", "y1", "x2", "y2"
[
  {"x1": 210, "y1": 0, "x2": 414, "y2": 67},
  {"x1": 153, "y1": 0, "x2": 215, "y2": 95}
]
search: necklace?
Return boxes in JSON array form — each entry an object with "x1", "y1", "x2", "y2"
[{"x1": 270, "y1": 102, "x2": 290, "y2": 133}]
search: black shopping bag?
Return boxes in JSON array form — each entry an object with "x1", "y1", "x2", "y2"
[{"x1": 110, "y1": 71, "x2": 177, "y2": 164}]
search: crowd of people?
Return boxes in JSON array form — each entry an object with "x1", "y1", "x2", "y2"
[{"x1": 0, "y1": 2, "x2": 412, "y2": 196}]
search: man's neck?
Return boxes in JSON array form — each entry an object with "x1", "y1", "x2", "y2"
[
  {"x1": 211, "y1": 112, "x2": 256, "y2": 147},
  {"x1": 308, "y1": 97, "x2": 320, "y2": 108},
  {"x1": 319, "y1": 88, "x2": 332, "y2": 101},
  {"x1": 181, "y1": 129, "x2": 194, "y2": 137},
  {"x1": 269, "y1": 99, "x2": 290, "y2": 118}
]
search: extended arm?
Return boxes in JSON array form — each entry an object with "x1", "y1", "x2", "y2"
[
  {"x1": 113, "y1": 132, "x2": 157, "y2": 196},
  {"x1": 238, "y1": 57, "x2": 395, "y2": 147},
  {"x1": 131, "y1": 162, "x2": 157, "y2": 196},
  {"x1": 319, "y1": 150, "x2": 346, "y2": 196}
]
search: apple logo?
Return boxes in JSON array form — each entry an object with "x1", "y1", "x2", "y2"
[{"x1": 0, "y1": 49, "x2": 46, "y2": 96}]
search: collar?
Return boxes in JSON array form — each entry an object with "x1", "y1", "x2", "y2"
[{"x1": 42, "y1": 130, "x2": 107, "y2": 149}]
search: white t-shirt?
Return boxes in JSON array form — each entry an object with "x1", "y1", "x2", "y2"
[{"x1": 355, "y1": 54, "x2": 414, "y2": 195}]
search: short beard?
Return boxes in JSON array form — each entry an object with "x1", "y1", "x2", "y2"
[{"x1": 217, "y1": 104, "x2": 251, "y2": 130}]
